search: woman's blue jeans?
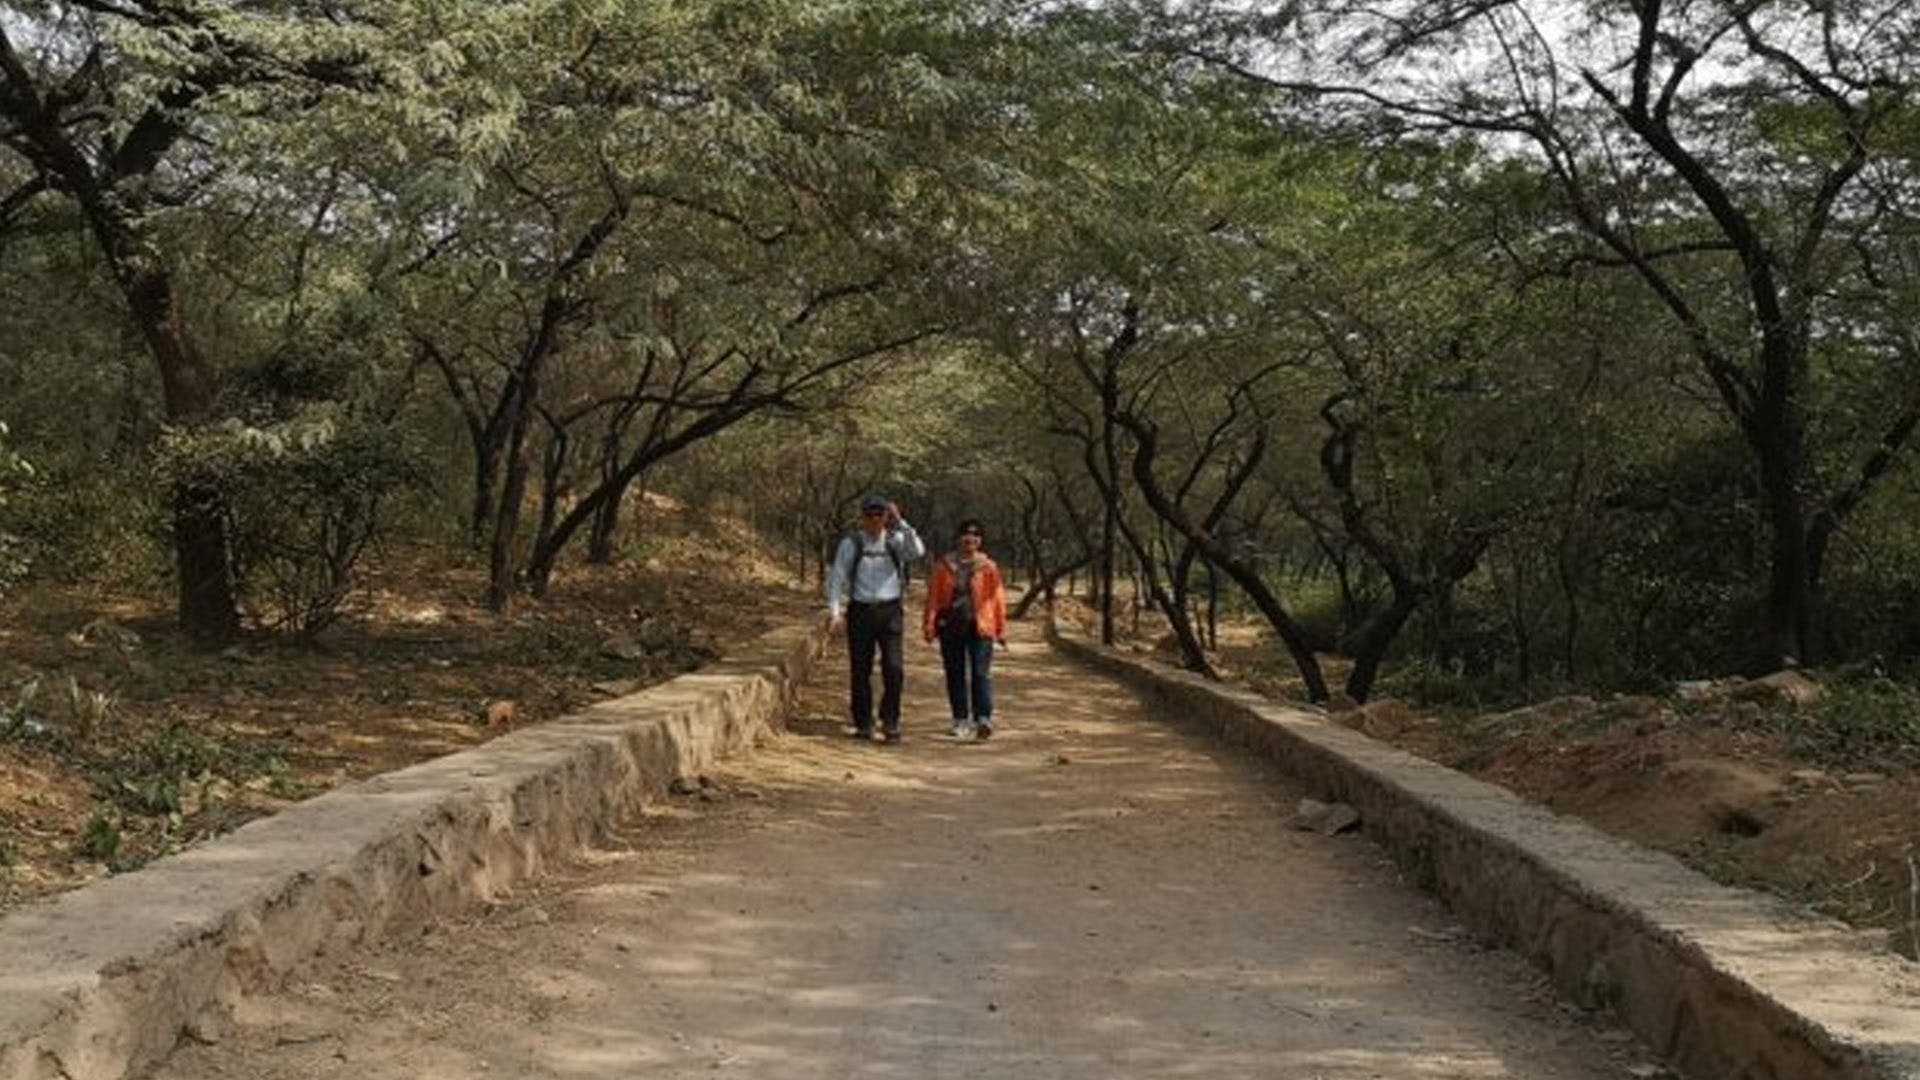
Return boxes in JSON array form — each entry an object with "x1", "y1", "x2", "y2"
[{"x1": 939, "y1": 630, "x2": 994, "y2": 724}]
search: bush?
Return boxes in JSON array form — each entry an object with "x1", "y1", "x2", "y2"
[
  {"x1": 1787, "y1": 674, "x2": 1920, "y2": 769},
  {"x1": 158, "y1": 407, "x2": 422, "y2": 635},
  {"x1": 90, "y1": 720, "x2": 285, "y2": 819},
  {"x1": 0, "y1": 422, "x2": 34, "y2": 597},
  {"x1": 7, "y1": 468, "x2": 171, "y2": 589}
]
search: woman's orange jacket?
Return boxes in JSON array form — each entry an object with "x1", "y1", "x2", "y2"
[{"x1": 922, "y1": 551, "x2": 1008, "y2": 642}]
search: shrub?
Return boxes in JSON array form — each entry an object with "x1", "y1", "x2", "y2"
[
  {"x1": 0, "y1": 422, "x2": 33, "y2": 597},
  {"x1": 1787, "y1": 674, "x2": 1920, "y2": 769},
  {"x1": 157, "y1": 408, "x2": 423, "y2": 635}
]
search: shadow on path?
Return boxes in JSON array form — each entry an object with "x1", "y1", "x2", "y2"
[{"x1": 149, "y1": 621, "x2": 1659, "y2": 1080}]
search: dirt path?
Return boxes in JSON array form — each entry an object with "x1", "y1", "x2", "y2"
[{"x1": 149, "y1": 623, "x2": 1663, "y2": 1080}]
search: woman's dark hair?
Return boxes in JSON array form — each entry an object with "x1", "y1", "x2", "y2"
[{"x1": 955, "y1": 519, "x2": 985, "y2": 541}]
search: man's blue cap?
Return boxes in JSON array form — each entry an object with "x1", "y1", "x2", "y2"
[{"x1": 861, "y1": 492, "x2": 890, "y2": 512}]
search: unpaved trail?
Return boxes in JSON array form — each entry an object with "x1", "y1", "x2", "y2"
[{"x1": 149, "y1": 623, "x2": 1661, "y2": 1080}]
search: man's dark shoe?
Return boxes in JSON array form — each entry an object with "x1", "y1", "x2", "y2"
[
  {"x1": 850, "y1": 726, "x2": 874, "y2": 741},
  {"x1": 880, "y1": 729, "x2": 903, "y2": 744},
  {"x1": 974, "y1": 723, "x2": 994, "y2": 741}
]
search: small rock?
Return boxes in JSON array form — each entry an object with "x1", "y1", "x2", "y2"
[
  {"x1": 485, "y1": 700, "x2": 516, "y2": 727},
  {"x1": 1354, "y1": 699, "x2": 1415, "y2": 739},
  {"x1": 599, "y1": 634, "x2": 646, "y2": 661},
  {"x1": 614, "y1": 941, "x2": 633, "y2": 953},
  {"x1": 274, "y1": 1028, "x2": 331, "y2": 1047},
  {"x1": 1318, "y1": 803, "x2": 1361, "y2": 835},
  {"x1": 1292, "y1": 798, "x2": 1361, "y2": 834},
  {"x1": 1736, "y1": 669, "x2": 1824, "y2": 707},
  {"x1": 75, "y1": 618, "x2": 142, "y2": 651},
  {"x1": 1602, "y1": 695, "x2": 1666, "y2": 721},
  {"x1": 668, "y1": 776, "x2": 701, "y2": 796},
  {"x1": 986, "y1": 1001, "x2": 999, "y2": 1012},
  {"x1": 1051, "y1": 753, "x2": 1072, "y2": 766},
  {"x1": 697, "y1": 786, "x2": 723, "y2": 802},
  {"x1": 504, "y1": 906, "x2": 550, "y2": 929},
  {"x1": 590, "y1": 679, "x2": 643, "y2": 697},
  {"x1": 1676, "y1": 678, "x2": 1735, "y2": 702},
  {"x1": 1627, "y1": 1065, "x2": 1672, "y2": 1079},
  {"x1": 633, "y1": 615, "x2": 686, "y2": 653},
  {"x1": 1787, "y1": 769, "x2": 1830, "y2": 787},
  {"x1": 1842, "y1": 772, "x2": 1888, "y2": 786},
  {"x1": 183, "y1": 1011, "x2": 228, "y2": 1045}
]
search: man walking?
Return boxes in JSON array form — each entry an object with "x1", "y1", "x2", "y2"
[{"x1": 826, "y1": 493, "x2": 925, "y2": 742}]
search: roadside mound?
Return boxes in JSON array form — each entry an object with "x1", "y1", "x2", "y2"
[
  {"x1": 1070, "y1": 604, "x2": 1918, "y2": 960},
  {"x1": 1319, "y1": 680, "x2": 1919, "y2": 959}
]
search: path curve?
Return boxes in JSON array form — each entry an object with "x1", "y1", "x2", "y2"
[{"x1": 148, "y1": 622, "x2": 1659, "y2": 1079}]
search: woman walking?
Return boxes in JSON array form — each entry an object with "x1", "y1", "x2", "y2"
[{"x1": 923, "y1": 519, "x2": 1008, "y2": 740}]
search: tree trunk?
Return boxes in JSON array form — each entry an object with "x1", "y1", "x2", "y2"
[
  {"x1": 172, "y1": 485, "x2": 240, "y2": 642},
  {"x1": 1753, "y1": 388, "x2": 1812, "y2": 668},
  {"x1": 587, "y1": 459, "x2": 641, "y2": 567},
  {"x1": 119, "y1": 259, "x2": 238, "y2": 643},
  {"x1": 1761, "y1": 479, "x2": 1812, "y2": 668},
  {"x1": 1011, "y1": 554, "x2": 1089, "y2": 620},
  {"x1": 1118, "y1": 516, "x2": 1211, "y2": 675},
  {"x1": 1116, "y1": 415, "x2": 1328, "y2": 701},
  {"x1": 587, "y1": 494, "x2": 623, "y2": 564},
  {"x1": 485, "y1": 373, "x2": 540, "y2": 611},
  {"x1": 529, "y1": 427, "x2": 569, "y2": 596},
  {"x1": 1205, "y1": 560, "x2": 1219, "y2": 650},
  {"x1": 586, "y1": 407, "x2": 638, "y2": 564},
  {"x1": 1344, "y1": 591, "x2": 1421, "y2": 704},
  {"x1": 1098, "y1": 454, "x2": 1118, "y2": 646}
]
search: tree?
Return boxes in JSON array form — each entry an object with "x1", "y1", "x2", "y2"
[
  {"x1": 0, "y1": 0, "x2": 377, "y2": 641},
  {"x1": 1205, "y1": 0, "x2": 1920, "y2": 667}
]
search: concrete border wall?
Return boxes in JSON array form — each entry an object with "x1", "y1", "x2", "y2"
[
  {"x1": 1047, "y1": 618, "x2": 1920, "y2": 1080},
  {"x1": 0, "y1": 624, "x2": 821, "y2": 1080}
]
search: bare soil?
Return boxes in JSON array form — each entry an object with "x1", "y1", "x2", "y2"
[
  {"x1": 147, "y1": 622, "x2": 1666, "y2": 1080},
  {"x1": 0, "y1": 500, "x2": 814, "y2": 909}
]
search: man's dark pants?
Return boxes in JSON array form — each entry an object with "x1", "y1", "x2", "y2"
[{"x1": 846, "y1": 599, "x2": 905, "y2": 735}]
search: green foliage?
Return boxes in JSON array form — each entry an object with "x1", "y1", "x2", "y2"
[
  {"x1": 0, "y1": 0, "x2": 1916, "y2": 705},
  {"x1": 0, "y1": 423, "x2": 34, "y2": 597},
  {"x1": 1787, "y1": 675, "x2": 1920, "y2": 770},
  {"x1": 91, "y1": 721, "x2": 286, "y2": 820},
  {"x1": 77, "y1": 811, "x2": 120, "y2": 864},
  {"x1": 157, "y1": 410, "x2": 423, "y2": 634},
  {"x1": 5, "y1": 471, "x2": 170, "y2": 590},
  {"x1": 1376, "y1": 656, "x2": 1538, "y2": 713},
  {"x1": 0, "y1": 678, "x2": 45, "y2": 745}
]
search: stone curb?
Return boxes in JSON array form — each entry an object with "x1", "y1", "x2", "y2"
[
  {"x1": 1046, "y1": 618, "x2": 1920, "y2": 1080},
  {"x1": 0, "y1": 623, "x2": 821, "y2": 1080}
]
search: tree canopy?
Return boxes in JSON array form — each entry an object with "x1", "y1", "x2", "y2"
[{"x1": 4, "y1": 0, "x2": 1920, "y2": 702}]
